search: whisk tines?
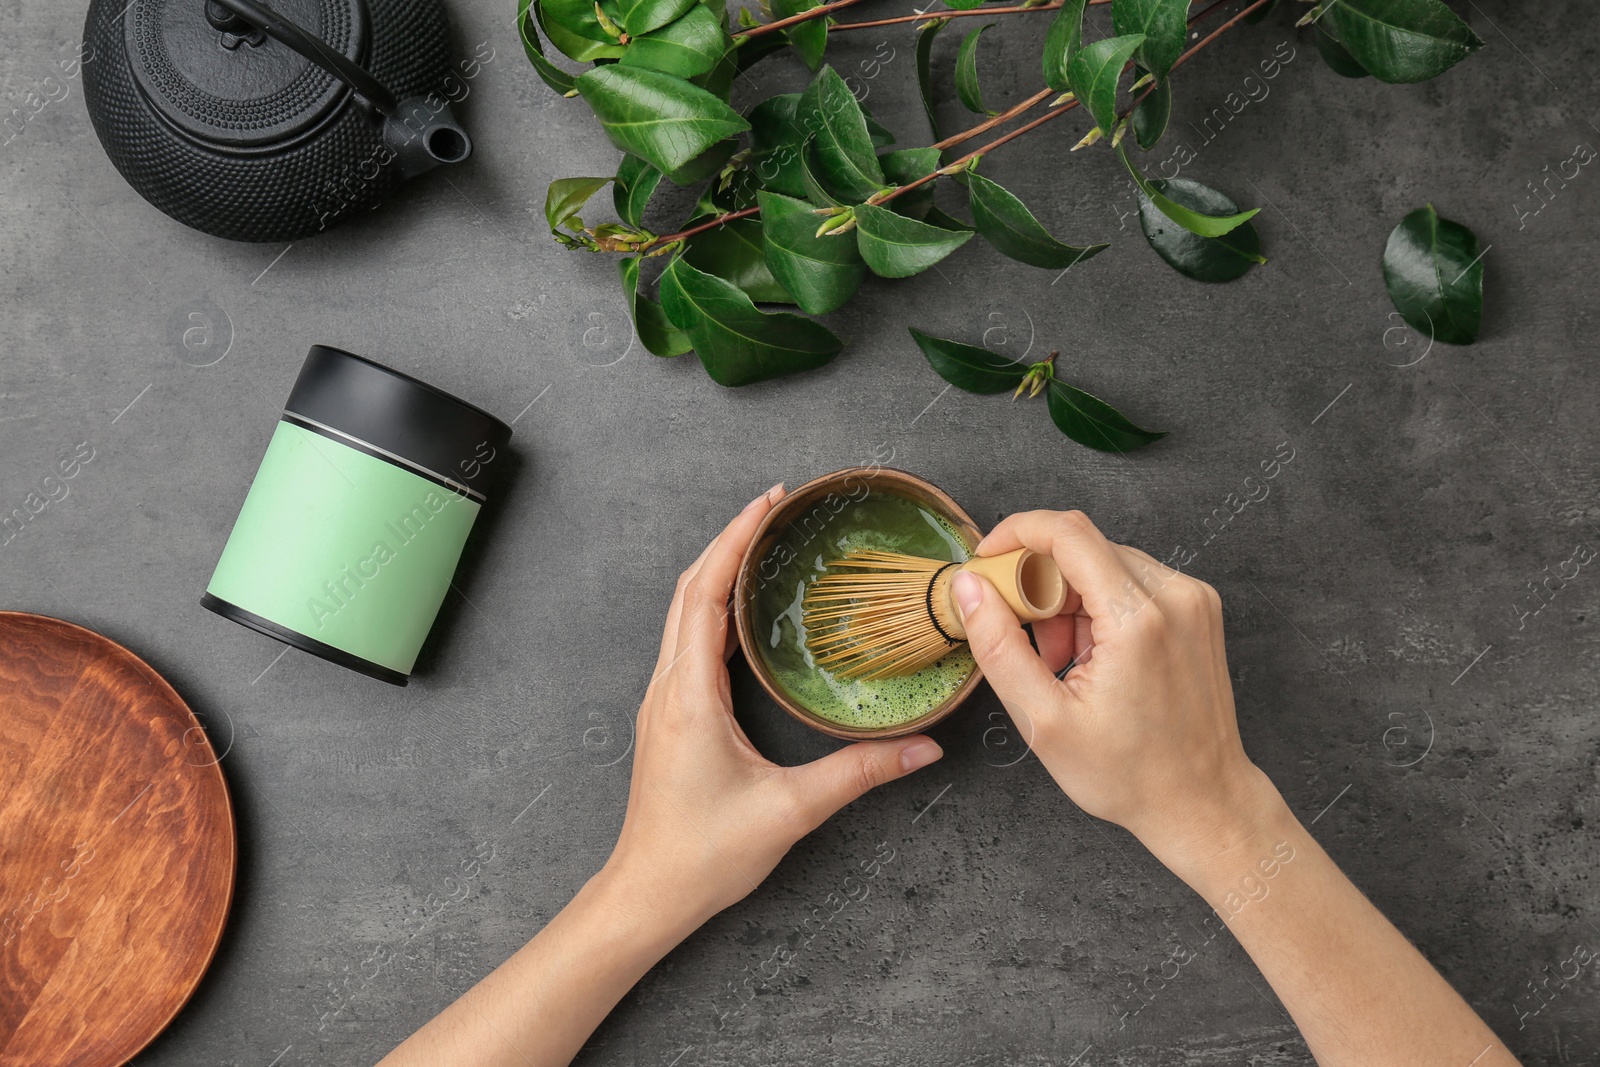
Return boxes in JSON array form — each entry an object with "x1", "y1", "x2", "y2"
[{"x1": 801, "y1": 550, "x2": 966, "y2": 681}]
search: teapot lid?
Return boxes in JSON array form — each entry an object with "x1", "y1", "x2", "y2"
[{"x1": 127, "y1": 0, "x2": 368, "y2": 149}]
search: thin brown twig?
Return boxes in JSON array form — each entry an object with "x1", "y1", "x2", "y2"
[
  {"x1": 876, "y1": 0, "x2": 1271, "y2": 205},
  {"x1": 932, "y1": 87, "x2": 1054, "y2": 151},
  {"x1": 876, "y1": 98, "x2": 1082, "y2": 204},
  {"x1": 1170, "y1": 0, "x2": 1269, "y2": 75},
  {"x1": 645, "y1": 0, "x2": 1273, "y2": 246},
  {"x1": 830, "y1": 0, "x2": 1107, "y2": 34},
  {"x1": 732, "y1": 0, "x2": 871, "y2": 40},
  {"x1": 643, "y1": 206, "x2": 761, "y2": 251},
  {"x1": 928, "y1": 0, "x2": 1248, "y2": 151}
]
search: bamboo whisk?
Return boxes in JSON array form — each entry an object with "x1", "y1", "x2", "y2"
[{"x1": 802, "y1": 547, "x2": 1067, "y2": 680}]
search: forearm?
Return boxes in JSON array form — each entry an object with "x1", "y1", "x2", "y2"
[
  {"x1": 377, "y1": 863, "x2": 701, "y2": 1067},
  {"x1": 1147, "y1": 771, "x2": 1517, "y2": 1067}
]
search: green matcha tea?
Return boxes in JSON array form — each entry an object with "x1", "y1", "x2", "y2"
[{"x1": 750, "y1": 490, "x2": 977, "y2": 729}]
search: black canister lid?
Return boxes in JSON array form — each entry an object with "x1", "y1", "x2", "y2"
[{"x1": 284, "y1": 345, "x2": 512, "y2": 501}]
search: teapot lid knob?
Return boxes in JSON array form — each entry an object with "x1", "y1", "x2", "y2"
[
  {"x1": 202, "y1": 0, "x2": 251, "y2": 32},
  {"x1": 126, "y1": 0, "x2": 370, "y2": 149}
]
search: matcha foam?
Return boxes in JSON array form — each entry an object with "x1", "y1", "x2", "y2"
[{"x1": 751, "y1": 490, "x2": 977, "y2": 729}]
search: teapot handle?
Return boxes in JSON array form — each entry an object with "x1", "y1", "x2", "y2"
[{"x1": 205, "y1": 0, "x2": 400, "y2": 116}]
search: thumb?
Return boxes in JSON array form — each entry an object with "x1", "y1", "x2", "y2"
[
  {"x1": 952, "y1": 571, "x2": 1060, "y2": 718},
  {"x1": 790, "y1": 735, "x2": 944, "y2": 828}
]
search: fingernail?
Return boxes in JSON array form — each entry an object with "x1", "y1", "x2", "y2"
[
  {"x1": 766, "y1": 481, "x2": 785, "y2": 501},
  {"x1": 900, "y1": 737, "x2": 943, "y2": 772},
  {"x1": 743, "y1": 483, "x2": 779, "y2": 513},
  {"x1": 952, "y1": 570, "x2": 982, "y2": 619}
]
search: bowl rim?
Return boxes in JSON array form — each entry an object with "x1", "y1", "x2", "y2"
[{"x1": 733, "y1": 466, "x2": 985, "y2": 741}]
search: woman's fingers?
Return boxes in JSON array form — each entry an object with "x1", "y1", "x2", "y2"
[
  {"x1": 976, "y1": 511, "x2": 1142, "y2": 621},
  {"x1": 671, "y1": 482, "x2": 785, "y2": 670},
  {"x1": 652, "y1": 484, "x2": 784, "y2": 681},
  {"x1": 787, "y1": 735, "x2": 944, "y2": 830},
  {"x1": 952, "y1": 572, "x2": 1063, "y2": 725},
  {"x1": 653, "y1": 536, "x2": 716, "y2": 678},
  {"x1": 1031, "y1": 614, "x2": 1078, "y2": 674}
]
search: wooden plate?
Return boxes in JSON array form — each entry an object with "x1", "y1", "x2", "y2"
[{"x1": 0, "y1": 612, "x2": 235, "y2": 1067}]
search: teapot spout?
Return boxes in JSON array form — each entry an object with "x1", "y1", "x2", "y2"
[{"x1": 383, "y1": 97, "x2": 473, "y2": 179}]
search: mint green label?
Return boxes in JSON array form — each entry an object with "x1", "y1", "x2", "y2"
[{"x1": 207, "y1": 421, "x2": 480, "y2": 674}]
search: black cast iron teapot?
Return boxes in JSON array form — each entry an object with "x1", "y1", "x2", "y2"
[{"x1": 82, "y1": 0, "x2": 472, "y2": 242}]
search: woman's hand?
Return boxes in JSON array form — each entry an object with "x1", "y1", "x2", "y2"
[
  {"x1": 950, "y1": 510, "x2": 1271, "y2": 865},
  {"x1": 601, "y1": 482, "x2": 944, "y2": 931},
  {"x1": 952, "y1": 510, "x2": 1520, "y2": 1067},
  {"x1": 377, "y1": 484, "x2": 943, "y2": 1067}
]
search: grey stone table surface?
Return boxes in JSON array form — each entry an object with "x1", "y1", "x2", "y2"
[{"x1": 2, "y1": 0, "x2": 1596, "y2": 1063}]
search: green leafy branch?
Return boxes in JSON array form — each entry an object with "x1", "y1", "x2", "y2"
[
  {"x1": 910, "y1": 332, "x2": 1166, "y2": 450},
  {"x1": 520, "y1": 0, "x2": 1483, "y2": 450}
]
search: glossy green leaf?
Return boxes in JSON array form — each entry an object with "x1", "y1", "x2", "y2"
[
  {"x1": 1047, "y1": 379, "x2": 1165, "y2": 451},
  {"x1": 799, "y1": 66, "x2": 887, "y2": 202},
  {"x1": 758, "y1": 190, "x2": 867, "y2": 315},
  {"x1": 955, "y1": 23, "x2": 997, "y2": 114},
  {"x1": 545, "y1": 176, "x2": 611, "y2": 232},
  {"x1": 908, "y1": 328, "x2": 1027, "y2": 394},
  {"x1": 620, "y1": 257, "x2": 693, "y2": 357},
  {"x1": 853, "y1": 203, "x2": 973, "y2": 278},
  {"x1": 1066, "y1": 33, "x2": 1144, "y2": 135},
  {"x1": 659, "y1": 258, "x2": 842, "y2": 386},
  {"x1": 1314, "y1": 22, "x2": 1371, "y2": 78},
  {"x1": 1117, "y1": 144, "x2": 1256, "y2": 238},
  {"x1": 543, "y1": 0, "x2": 621, "y2": 41},
  {"x1": 1382, "y1": 203, "x2": 1482, "y2": 345},
  {"x1": 734, "y1": 33, "x2": 788, "y2": 73},
  {"x1": 1243, "y1": 0, "x2": 1279, "y2": 23},
  {"x1": 879, "y1": 146, "x2": 939, "y2": 220},
  {"x1": 613, "y1": 155, "x2": 663, "y2": 228},
  {"x1": 943, "y1": 0, "x2": 985, "y2": 9},
  {"x1": 1322, "y1": 0, "x2": 1482, "y2": 84},
  {"x1": 747, "y1": 94, "x2": 807, "y2": 198},
  {"x1": 915, "y1": 18, "x2": 949, "y2": 138},
  {"x1": 683, "y1": 218, "x2": 793, "y2": 304},
  {"x1": 1042, "y1": 0, "x2": 1087, "y2": 92},
  {"x1": 880, "y1": 147, "x2": 939, "y2": 184},
  {"x1": 774, "y1": 0, "x2": 828, "y2": 70},
  {"x1": 1130, "y1": 68, "x2": 1171, "y2": 149},
  {"x1": 576, "y1": 66, "x2": 749, "y2": 176},
  {"x1": 694, "y1": 0, "x2": 741, "y2": 87},
  {"x1": 799, "y1": 139, "x2": 844, "y2": 207},
  {"x1": 691, "y1": 43, "x2": 740, "y2": 99},
  {"x1": 538, "y1": 0, "x2": 626, "y2": 61},
  {"x1": 1112, "y1": 0, "x2": 1186, "y2": 80},
  {"x1": 863, "y1": 110, "x2": 896, "y2": 149},
  {"x1": 621, "y1": 4, "x2": 729, "y2": 78},
  {"x1": 967, "y1": 171, "x2": 1107, "y2": 270},
  {"x1": 664, "y1": 137, "x2": 738, "y2": 184},
  {"x1": 925, "y1": 204, "x2": 974, "y2": 231},
  {"x1": 618, "y1": 0, "x2": 697, "y2": 36},
  {"x1": 518, "y1": 0, "x2": 579, "y2": 94},
  {"x1": 1137, "y1": 177, "x2": 1265, "y2": 282}
]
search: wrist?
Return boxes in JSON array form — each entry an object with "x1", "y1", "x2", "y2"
[
  {"x1": 1135, "y1": 765, "x2": 1299, "y2": 897},
  {"x1": 588, "y1": 851, "x2": 718, "y2": 949}
]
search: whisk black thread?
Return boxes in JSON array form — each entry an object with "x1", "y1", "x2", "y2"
[{"x1": 925, "y1": 562, "x2": 962, "y2": 645}]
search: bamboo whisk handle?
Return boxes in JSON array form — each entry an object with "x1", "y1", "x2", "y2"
[{"x1": 936, "y1": 548, "x2": 1067, "y2": 640}]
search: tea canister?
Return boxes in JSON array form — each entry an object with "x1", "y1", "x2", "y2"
[{"x1": 202, "y1": 346, "x2": 511, "y2": 684}]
